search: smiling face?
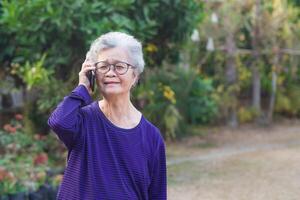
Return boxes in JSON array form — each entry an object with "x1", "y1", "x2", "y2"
[{"x1": 95, "y1": 47, "x2": 138, "y2": 97}]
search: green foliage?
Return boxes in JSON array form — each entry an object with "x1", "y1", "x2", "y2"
[
  {"x1": 0, "y1": 0, "x2": 203, "y2": 70},
  {"x1": 29, "y1": 77, "x2": 70, "y2": 133},
  {"x1": 37, "y1": 78, "x2": 69, "y2": 113},
  {"x1": 275, "y1": 84, "x2": 300, "y2": 117},
  {"x1": 0, "y1": 178, "x2": 26, "y2": 196},
  {"x1": 141, "y1": 0, "x2": 204, "y2": 65},
  {"x1": 133, "y1": 65, "x2": 217, "y2": 139},
  {"x1": 163, "y1": 104, "x2": 182, "y2": 140},
  {"x1": 0, "y1": 116, "x2": 64, "y2": 195},
  {"x1": 289, "y1": 0, "x2": 300, "y2": 7},
  {"x1": 237, "y1": 106, "x2": 259, "y2": 123},
  {"x1": 133, "y1": 68, "x2": 181, "y2": 140},
  {"x1": 2, "y1": 0, "x2": 300, "y2": 138},
  {"x1": 187, "y1": 76, "x2": 218, "y2": 124},
  {"x1": 196, "y1": 0, "x2": 300, "y2": 125},
  {"x1": 13, "y1": 54, "x2": 53, "y2": 90},
  {"x1": 0, "y1": 0, "x2": 203, "y2": 133}
]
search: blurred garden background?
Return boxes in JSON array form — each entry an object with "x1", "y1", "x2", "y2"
[{"x1": 1, "y1": 0, "x2": 300, "y2": 199}]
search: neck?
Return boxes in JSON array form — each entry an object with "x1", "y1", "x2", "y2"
[{"x1": 99, "y1": 93, "x2": 137, "y2": 120}]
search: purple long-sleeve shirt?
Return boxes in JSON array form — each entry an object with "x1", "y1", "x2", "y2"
[{"x1": 47, "y1": 85, "x2": 167, "y2": 200}]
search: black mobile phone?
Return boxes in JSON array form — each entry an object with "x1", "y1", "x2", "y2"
[{"x1": 87, "y1": 70, "x2": 95, "y2": 92}]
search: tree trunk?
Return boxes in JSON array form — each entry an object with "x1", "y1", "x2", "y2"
[
  {"x1": 252, "y1": 66, "x2": 261, "y2": 111},
  {"x1": 267, "y1": 70, "x2": 277, "y2": 123},
  {"x1": 267, "y1": 49, "x2": 280, "y2": 123},
  {"x1": 251, "y1": 0, "x2": 262, "y2": 113},
  {"x1": 225, "y1": 33, "x2": 238, "y2": 128}
]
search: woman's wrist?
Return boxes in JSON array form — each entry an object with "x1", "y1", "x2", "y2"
[{"x1": 73, "y1": 84, "x2": 93, "y2": 105}]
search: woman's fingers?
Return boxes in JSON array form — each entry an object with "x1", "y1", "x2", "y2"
[
  {"x1": 81, "y1": 60, "x2": 93, "y2": 70},
  {"x1": 78, "y1": 56, "x2": 96, "y2": 95},
  {"x1": 82, "y1": 66, "x2": 96, "y2": 72},
  {"x1": 80, "y1": 64, "x2": 95, "y2": 73},
  {"x1": 79, "y1": 65, "x2": 94, "y2": 80}
]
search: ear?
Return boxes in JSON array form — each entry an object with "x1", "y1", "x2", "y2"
[
  {"x1": 133, "y1": 76, "x2": 139, "y2": 87},
  {"x1": 131, "y1": 71, "x2": 139, "y2": 88}
]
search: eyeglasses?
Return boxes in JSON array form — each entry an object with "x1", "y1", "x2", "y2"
[{"x1": 94, "y1": 60, "x2": 136, "y2": 75}]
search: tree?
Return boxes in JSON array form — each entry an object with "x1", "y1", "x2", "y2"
[
  {"x1": 197, "y1": 0, "x2": 249, "y2": 127},
  {"x1": 198, "y1": 0, "x2": 300, "y2": 125},
  {"x1": 251, "y1": 0, "x2": 262, "y2": 113},
  {"x1": 0, "y1": 0, "x2": 203, "y2": 132}
]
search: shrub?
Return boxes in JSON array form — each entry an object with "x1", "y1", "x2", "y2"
[
  {"x1": 0, "y1": 0, "x2": 203, "y2": 134},
  {"x1": 133, "y1": 65, "x2": 218, "y2": 139},
  {"x1": 0, "y1": 115, "x2": 64, "y2": 195},
  {"x1": 275, "y1": 84, "x2": 300, "y2": 117},
  {"x1": 237, "y1": 106, "x2": 259, "y2": 123}
]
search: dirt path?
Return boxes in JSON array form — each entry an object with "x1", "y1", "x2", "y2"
[{"x1": 166, "y1": 121, "x2": 300, "y2": 200}]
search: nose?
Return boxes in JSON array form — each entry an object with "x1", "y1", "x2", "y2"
[{"x1": 105, "y1": 65, "x2": 117, "y2": 77}]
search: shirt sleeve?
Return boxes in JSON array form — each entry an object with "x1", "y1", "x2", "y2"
[
  {"x1": 47, "y1": 84, "x2": 92, "y2": 150},
  {"x1": 148, "y1": 139, "x2": 167, "y2": 200}
]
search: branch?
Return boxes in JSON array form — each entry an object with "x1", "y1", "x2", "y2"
[
  {"x1": 215, "y1": 46, "x2": 300, "y2": 56},
  {"x1": 280, "y1": 48, "x2": 300, "y2": 55}
]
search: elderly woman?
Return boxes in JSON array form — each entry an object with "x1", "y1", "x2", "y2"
[{"x1": 48, "y1": 32, "x2": 167, "y2": 200}]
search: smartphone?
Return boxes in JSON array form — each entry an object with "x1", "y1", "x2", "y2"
[
  {"x1": 85, "y1": 52, "x2": 95, "y2": 92},
  {"x1": 87, "y1": 70, "x2": 95, "y2": 92}
]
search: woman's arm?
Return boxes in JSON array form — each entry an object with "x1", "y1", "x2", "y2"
[
  {"x1": 148, "y1": 140, "x2": 167, "y2": 200},
  {"x1": 48, "y1": 55, "x2": 95, "y2": 150},
  {"x1": 47, "y1": 84, "x2": 92, "y2": 150}
]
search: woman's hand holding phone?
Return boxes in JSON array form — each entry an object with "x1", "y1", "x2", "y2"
[{"x1": 78, "y1": 57, "x2": 96, "y2": 96}]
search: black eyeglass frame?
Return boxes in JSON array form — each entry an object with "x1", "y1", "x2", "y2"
[{"x1": 93, "y1": 60, "x2": 137, "y2": 75}]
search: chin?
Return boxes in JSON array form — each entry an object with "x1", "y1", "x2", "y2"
[{"x1": 102, "y1": 89, "x2": 124, "y2": 96}]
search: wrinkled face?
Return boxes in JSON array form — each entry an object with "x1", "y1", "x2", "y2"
[{"x1": 95, "y1": 47, "x2": 138, "y2": 97}]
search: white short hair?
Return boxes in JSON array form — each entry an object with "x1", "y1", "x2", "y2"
[{"x1": 87, "y1": 32, "x2": 145, "y2": 75}]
